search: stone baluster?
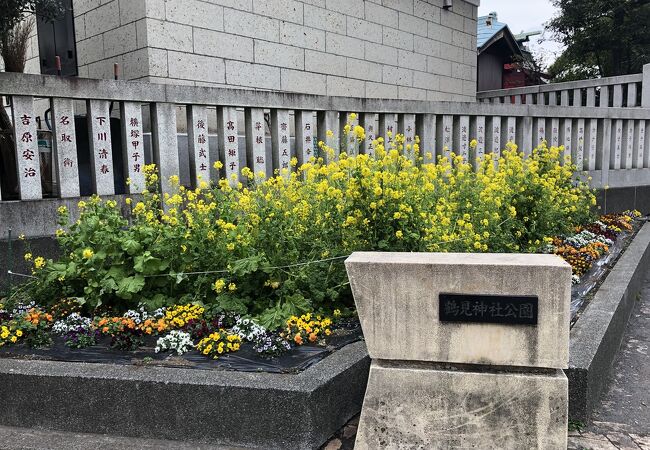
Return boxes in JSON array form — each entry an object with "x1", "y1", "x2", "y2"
[
  {"x1": 633, "y1": 120, "x2": 646, "y2": 169},
  {"x1": 504, "y1": 116, "x2": 516, "y2": 147},
  {"x1": 245, "y1": 107, "x2": 267, "y2": 178},
  {"x1": 597, "y1": 119, "x2": 612, "y2": 186},
  {"x1": 611, "y1": 119, "x2": 623, "y2": 169},
  {"x1": 613, "y1": 84, "x2": 623, "y2": 107},
  {"x1": 573, "y1": 119, "x2": 585, "y2": 171},
  {"x1": 534, "y1": 118, "x2": 546, "y2": 146},
  {"x1": 518, "y1": 115, "x2": 533, "y2": 156},
  {"x1": 398, "y1": 113, "x2": 416, "y2": 161},
  {"x1": 51, "y1": 98, "x2": 80, "y2": 198},
  {"x1": 622, "y1": 120, "x2": 635, "y2": 169},
  {"x1": 452, "y1": 115, "x2": 469, "y2": 161},
  {"x1": 550, "y1": 117, "x2": 560, "y2": 148},
  {"x1": 120, "y1": 102, "x2": 146, "y2": 194},
  {"x1": 586, "y1": 119, "x2": 599, "y2": 171},
  {"x1": 439, "y1": 115, "x2": 453, "y2": 159},
  {"x1": 486, "y1": 116, "x2": 501, "y2": 157},
  {"x1": 217, "y1": 106, "x2": 241, "y2": 186},
  {"x1": 270, "y1": 109, "x2": 291, "y2": 177},
  {"x1": 151, "y1": 103, "x2": 180, "y2": 195},
  {"x1": 560, "y1": 90, "x2": 570, "y2": 106},
  {"x1": 586, "y1": 88, "x2": 596, "y2": 107},
  {"x1": 562, "y1": 118, "x2": 573, "y2": 162},
  {"x1": 340, "y1": 111, "x2": 360, "y2": 155},
  {"x1": 416, "y1": 113, "x2": 436, "y2": 164},
  {"x1": 378, "y1": 113, "x2": 397, "y2": 147},
  {"x1": 11, "y1": 96, "x2": 42, "y2": 200},
  {"x1": 317, "y1": 110, "x2": 339, "y2": 161},
  {"x1": 295, "y1": 110, "x2": 315, "y2": 166},
  {"x1": 573, "y1": 88, "x2": 582, "y2": 107},
  {"x1": 359, "y1": 113, "x2": 377, "y2": 157},
  {"x1": 471, "y1": 115, "x2": 485, "y2": 166},
  {"x1": 186, "y1": 104, "x2": 210, "y2": 188},
  {"x1": 639, "y1": 120, "x2": 650, "y2": 169},
  {"x1": 87, "y1": 99, "x2": 115, "y2": 196},
  {"x1": 627, "y1": 83, "x2": 638, "y2": 107},
  {"x1": 599, "y1": 85, "x2": 610, "y2": 107}
]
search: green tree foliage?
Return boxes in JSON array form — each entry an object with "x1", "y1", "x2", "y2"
[
  {"x1": 0, "y1": 0, "x2": 64, "y2": 37},
  {"x1": 548, "y1": 0, "x2": 650, "y2": 81}
]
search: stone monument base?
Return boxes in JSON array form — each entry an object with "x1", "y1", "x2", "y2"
[{"x1": 355, "y1": 361, "x2": 568, "y2": 450}]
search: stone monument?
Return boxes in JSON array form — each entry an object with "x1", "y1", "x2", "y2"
[{"x1": 345, "y1": 252, "x2": 571, "y2": 449}]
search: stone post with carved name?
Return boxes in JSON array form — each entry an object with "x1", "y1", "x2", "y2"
[{"x1": 346, "y1": 252, "x2": 571, "y2": 449}]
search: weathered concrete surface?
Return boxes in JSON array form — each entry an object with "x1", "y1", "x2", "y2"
[
  {"x1": 355, "y1": 361, "x2": 568, "y2": 450},
  {"x1": 346, "y1": 252, "x2": 571, "y2": 369},
  {"x1": 0, "y1": 341, "x2": 369, "y2": 450},
  {"x1": 568, "y1": 221, "x2": 650, "y2": 422},
  {"x1": 0, "y1": 425, "x2": 241, "y2": 450}
]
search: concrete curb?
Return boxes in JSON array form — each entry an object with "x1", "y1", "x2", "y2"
[
  {"x1": 0, "y1": 341, "x2": 370, "y2": 449},
  {"x1": 567, "y1": 221, "x2": 650, "y2": 422}
]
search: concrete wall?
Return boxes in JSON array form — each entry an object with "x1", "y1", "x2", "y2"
[
  {"x1": 26, "y1": 0, "x2": 479, "y2": 102},
  {"x1": 73, "y1": 0, "x2": 153, "y2": 80}
]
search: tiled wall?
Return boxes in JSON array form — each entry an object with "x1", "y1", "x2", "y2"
[{"x1": 30, "y1": 0, "x2": 479, "y2": 101}]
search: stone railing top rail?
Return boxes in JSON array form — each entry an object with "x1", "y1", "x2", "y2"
[
  {"x1": 1, "y1": 72, "x2": 650, "y2": 119},
  {"x1": 477, "y1": 73, "x2": 644, "y2": 99}
]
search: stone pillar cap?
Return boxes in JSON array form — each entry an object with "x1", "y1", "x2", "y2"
[{"x1": 346, "y1": 251, "x2": 571, "y2": 369}]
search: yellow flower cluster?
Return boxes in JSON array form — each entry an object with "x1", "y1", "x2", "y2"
[
  {"x1": 285, "y1": 313, "x2": 333, "y2": 345},
  {"x1": 196, "y1": 331, "x2": 241, "y2": 359},
  {"x1": 39, "y1": 115, "x2": 595, "y2": 320},
  {"x1": 165, "y1": 304, "x2": 205, "y2": 328},
  {"x1": 0, "y1": 325, "x2": 22, "y2": 345}
]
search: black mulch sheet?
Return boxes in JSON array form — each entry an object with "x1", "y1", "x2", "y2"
[{"x1": 0, "y1": 319, "x2": 363, "y2": 374}]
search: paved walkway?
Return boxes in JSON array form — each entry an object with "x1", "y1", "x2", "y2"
[{"x1": 568, "y1": 274, "x2": 650, "y2": 450}]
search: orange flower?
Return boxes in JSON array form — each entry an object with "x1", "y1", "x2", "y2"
[
  {"x1": 308, "y1": 333, "x2": 317, "y2": 343},
  {"x1": 294, "y1": 334, "x2": 303, "y2": 345},
  {"x1": 102, "y1": 327, "x2": 109, "y2": 333}
]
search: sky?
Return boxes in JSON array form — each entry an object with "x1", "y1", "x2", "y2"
[{"x1": 477, "y1": 0, "x2": 564, "y2": 68}]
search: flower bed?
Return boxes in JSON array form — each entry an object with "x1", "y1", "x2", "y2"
[{"x1": 2, "y1": 118, "x2": 639, "y2": 369}]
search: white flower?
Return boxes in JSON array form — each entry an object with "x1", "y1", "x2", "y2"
[{"x1": 155, "y1": 330, "x2": 194, "y2": 355}]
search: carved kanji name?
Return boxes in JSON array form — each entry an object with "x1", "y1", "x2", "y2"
[{"x1": 439, "y1": 293, "x2": 538, "y2": 325}]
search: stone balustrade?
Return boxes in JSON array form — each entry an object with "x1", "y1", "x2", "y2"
[
  {"x1": 478, "y1": 65, "x2": 650, "y2": 109},
  {"x1": 1, "y1": 70, "x2": 650, "y2": 209}
]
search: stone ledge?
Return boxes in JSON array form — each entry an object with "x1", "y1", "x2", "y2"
[
  {"x1": 0, "y1": 341, "x2": 370, "y2": 450},
  {"x1": 567, "y1": 221, "x2": 650, "y2": 422}
]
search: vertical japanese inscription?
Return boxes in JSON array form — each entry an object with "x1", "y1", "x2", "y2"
[
  {"x1": 574, "y1": 119, "x2": 585, "y2": 170},
  {"x1": 121, "y1": 102, "x2": 146, "y2": 193},
  {"x1": 88, "y1": 99, "x2": 115, "y2": 195},
  {"x1": 612, "y1": 119, "x2": 623, "y2": 169},
  {"x1": 295, "y1": 110, "x2": 314, "y2": 167},
  {"x1": 51, "y1": 98, "x2": 80, "y2": 198},
  {"x1": 457, "y1": 116, "x2": 470, "y2": 161},
  {"x1": 246, "y1": 108, "x2": 266, "y2": 178},
  {"x1": 360, "y1": 113, "x2": 377, "y2": 158},
  {"x1": 186, "y1": 105, "x2": 209, "y2": 189},
  {"x1": 271, "y1": 109, "x2": 291, "y2": 177},
  {"x1": 473, "y1": 116, "x2": 485, "y2": 165},
  {"x1": 218, "y1": 106, "x2": 240, "y2": 186},
  {"x1": 12, "y1": 96, "x2": 42, "y2": 200},
  {"x1": 400, "y1": 114, "x2": 416, "y2": 161}
]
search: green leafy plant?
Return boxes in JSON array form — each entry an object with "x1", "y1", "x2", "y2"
[{"x1": 19, "y1": 125, "x2": 595, "y2": 327}]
